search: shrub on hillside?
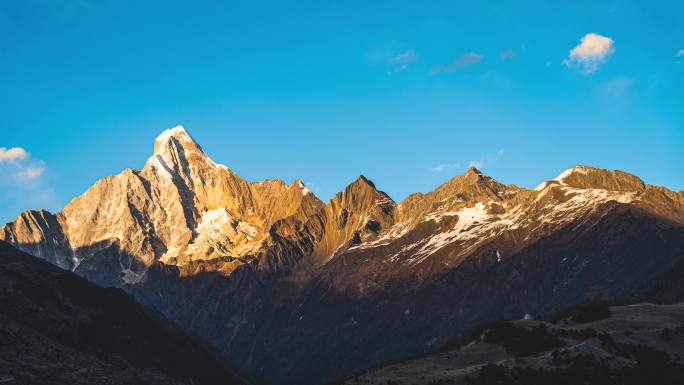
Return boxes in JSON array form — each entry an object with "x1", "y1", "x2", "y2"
[
  {"x1": 482, "y1": 322, "x2": 565, "y2": 357},
  {"x1": 552, "y1": 300, "x2": 611, "y2": 323}
]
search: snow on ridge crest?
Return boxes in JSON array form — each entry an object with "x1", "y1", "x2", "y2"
[
  {"x1": 534, "y1": 166, "x2": 592, "y2": 191},
  {"x1": 296, "y1": 180, "x2": 312, "y2": 196},
  {"x1": 146, "y1": 125, "x2": 232, "y2": 173},
  {"x1": 195, "y1": 208, "x2": 231, "y2": 235},
  {"x1": 554, "y1": 166, "x2": 590, "y2": 183},
  {"x1": 154, "y1": 125, "x2": 192, "y2": 149}
]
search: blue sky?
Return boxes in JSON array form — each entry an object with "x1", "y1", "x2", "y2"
[{"x1": 1, "y1": 0, "x2": 683, "y2": 224}]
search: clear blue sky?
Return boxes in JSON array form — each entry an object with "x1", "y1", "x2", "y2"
[{"x1": 1, "y1": 0, "x2": 683, "y2": 224}]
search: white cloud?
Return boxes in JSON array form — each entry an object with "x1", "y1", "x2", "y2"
[
  {"x1": 598, "y1": 76, "x2": 634, "y2": 97},
  {"x1": 432, "y1": 149, "x2": 504, "y2": 174},
  {"x1": 389, "y1": 49, "x2": 417, "y2": 71},
  {"x1": 455, "y1": 53, "x2": 485, "y2": 67},
  {"x1": 468, "y1": 148, "x2": 505, "y2": 171},
  {"x1": 303, "y1": 181, "x2": 322, "y2": 194},
  {"x1": 499, "y1": 50, "x2": 516, "y2": 60},
  {"x1": 432, "y1": 53, "x2": 484, "y2": 74},
  {"x1": 0, "y1": 147, "x2": 28, "y2": 162},
  {"x1": 0, "y1": 147, "x2": 47, "y2": 182},
  {"x1": 0, "y1": 148, "x2": 53, "y2": 222},
  {"x1": 467, "y1": 160, "x2": 484, "y2": 169},
  {"x1": 431, "y1": 163, "x2": 461, "y2": 173},
  {"x1": 17, "y1": 162, "x2": 46, "y2": 180},
  {"x1": 564, "y1": 33, "x2": 615, "y2": 74}
]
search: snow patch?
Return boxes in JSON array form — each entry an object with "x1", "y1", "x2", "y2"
[
  {"x1": 159, "y1": 246, "x2": 180, "y2": 263},
  {"x1": 534, "y1": 181, "x2": 549, "y2": 191},
  {"x1": 154, "y1": 125, "x2": 190, "y2": 149},
  {"x1": 296, "y1": 181, "x2": 312, "y2": 196},
  {"x1": 351, "y1": 220, "x2": 412, "y2": 250},
  {"x1": 148, "y1": 155, "x2": 173, "y2": 179},
  {"x1": 150, "y1": 125, "x2": 231, "y2": 173},
  {"x1": 412, "y1": 203, "x2": 490, "y2": 261},
  {"x1": 537, "y1": 187, "x2": 637, "y2": 225},
  {"x1": 554, "y1": 166, "x2": 589, "y2": 183},
  {"x1": 121, "y1": 266, "x2": 145, "y2": 284},
  {"x1": 236, "y1": 221, "x2": 259, "y2": 239},
  {"x1": 196, "y1": 208, "x2": 231, "y2": 235}
]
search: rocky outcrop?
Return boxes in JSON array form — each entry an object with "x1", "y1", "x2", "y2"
[
  {"x1": 1, "y1": 209, "x2": 72, "y2": 268},
  {"x1": 3, "y1": 126, "x2": 684, "y2": 385},
  {"x1": 304, "y1": 175, "x2": 397, "y2": 268},
  {"x1": 1, "y1": 126, "x2": 325, "y2": 284}
]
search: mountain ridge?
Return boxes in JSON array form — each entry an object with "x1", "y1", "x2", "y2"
[
  {"x1": 4, "y1": 126, "x2": 681, "y2": 285},
  {"x1": 3, "y1": 125, "x2": 684, "y2": 385}
]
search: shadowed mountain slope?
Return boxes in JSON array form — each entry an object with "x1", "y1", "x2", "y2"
[
  {"x1": 0, "y1": 240, "x2": 251, "y2": 385},
  {"x1": 3, "y1": 126, "x2": 684, "y2": 385},
  {"x1": 343, "y1": 303, "x2": 684, "y2": 385}
]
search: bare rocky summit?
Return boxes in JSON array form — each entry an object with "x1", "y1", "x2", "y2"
[
  {"x1": 2, "y1": 126, "x2": 324, "y2": 284},
  {"x1": 3, "y1": 126, "x2": 684, "y2": 385}
]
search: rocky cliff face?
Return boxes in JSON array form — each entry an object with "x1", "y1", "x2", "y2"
[
  {"x1": 1, "y1": 126, "x2": 325, "y2": 285},
  {"x1": 3, "y1": 126, "x2": 684, "y2": 385}
]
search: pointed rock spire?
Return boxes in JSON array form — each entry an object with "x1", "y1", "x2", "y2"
[
  {"x1": 467, "y1": 166, "x2": 482, "y2": 174},
  {"x1": 146, "y1": 125, "x2": 229, "y2": 181},
  {"x1": 153, "y1": 125, "x2": 204, "y2": 155},
  {"x1": 348, "y1": 175, "x2": 378, "y2": 191},
  {"x1": 448, "y1": 167, "x2": 503, "y2": 189}
]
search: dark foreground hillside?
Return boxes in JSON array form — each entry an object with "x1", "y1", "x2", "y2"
[
  {"x1": 343, "y1": 302, "x2": 684, "y2": 385},
  {"x1": 0, "y1": 240, "x2": 250, "y2": 385}
]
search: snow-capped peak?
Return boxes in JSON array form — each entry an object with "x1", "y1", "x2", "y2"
[
  {"x1": 145, "y1": 125, "x2": 232, "y2": 179},
  {"x1": 295, "y1": 180, "x2": 312, "y2": 195},
  {"x1": 153, "y1": 125, "x2": 200, "y2": 154},
  {"x1": 554, "y1": 165, "x2": 590, "y2": 183},
  {"x1": 533, "y1": 166, "x2": 591, "y2": 190}
]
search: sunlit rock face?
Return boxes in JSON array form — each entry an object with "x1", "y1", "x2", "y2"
[
  {"x1": 0, "y1": 126, "x2": 325, "y2": 284},
  {"x1": 3, "y1": 125, "x2": 684, "y2": 385}
]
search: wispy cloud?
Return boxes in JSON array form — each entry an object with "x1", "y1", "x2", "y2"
[
  {"x1": 468, "y1": 148, "x2": 505, "y2": 171},
  {"x1": 595, "y1": 76, "x2": 635, "y2": 111},
  {"x1": 563, "y1": 33, "x2": 615, "y2": 74},
  {"x1": 598, "y1": 76, "x2": 634, "y2": 97},
  {"x1": 303, "y1": 181, "x2": 322, "y2": 194},
  {"x1": 0, "y1": 146, "x2": 46, "y2": 180},
  {"x1": 499, "y1": 50, "x2": 516, "y2": 60},
  {"x1": 431, "y1": 53, "x2": 484, "y2": 74},
  {"x1": 17, "y1": 162, "x2": 46, "y2": 180},
  {"x1": 467, "y1": 160, "x2": 484, "y2": 169},
  {"x1": 0, "y1": 147, "x2": 54, "y2": 220},
  {"x1": 0, "y1": 147, "x2": 47, "y2": 181},
  {"x1": 388, "y1": 49, "x2": 417, "y2": 71},
  {"x1": 432, "y1": 149, "x2": 504, "y2": 174},
  {"x1": 430, "y1": 163, "x2": 461, "y2": 173},
  {"x1": 0, "y1": 147, "x2": 28, "y2": 162}
]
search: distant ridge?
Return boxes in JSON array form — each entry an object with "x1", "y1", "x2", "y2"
[{"x1": 3, "y1": 125, "x2": 684, "y2": 385}]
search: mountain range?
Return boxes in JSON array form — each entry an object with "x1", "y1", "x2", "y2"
[{"x1": 3, "y1": 126, "x2": 684, "y2": 384}]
